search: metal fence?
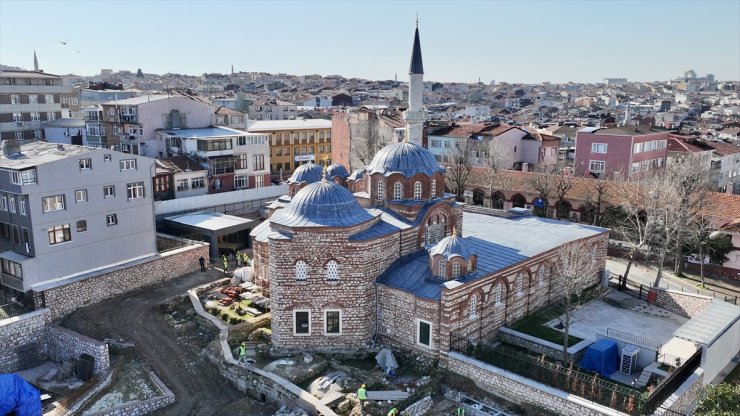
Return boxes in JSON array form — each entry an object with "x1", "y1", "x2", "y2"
[
  {"x1": 608, "y1": 272, "x2": 738, "y2": 306},
  {"x1": 643, "y1": 349, "x2": 702, "y2": 414},
  {"x1": 606, "y1": 328, "x2": 661, "y2": 351}
]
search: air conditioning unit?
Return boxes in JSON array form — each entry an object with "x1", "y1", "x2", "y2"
[
  {"x1": 620, "y1": 345, "x2": 640, "y2": 375},
  {"x1": 524, "y1": 205, "x2": 534, "y2": 211}
]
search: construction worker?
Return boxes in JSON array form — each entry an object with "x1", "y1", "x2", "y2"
[
  {"x1": 387, "y1": 407, "x2": 399, "y2": 416},
  {"x1": 222, "y1": 255, "x2": 229, "y2": 274},
  {"x1": 455, "y1": 406, "x2": 465, "y2": 416},
  {"x1": 357, "y1": 384, "x2": 367, "y2": 413},
  {"x1": 237, "y1": 342, "x2": 247, "y2": 363}
]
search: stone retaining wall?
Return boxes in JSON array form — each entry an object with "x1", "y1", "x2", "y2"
[
  {"x1": 85, "y1": 372, "x2": 176, "y2": 416},
  {"x1": 0, "y1": 309, "x2": 51, "y2": 373},
  {"x1": 400, "y1": 395, "x2": 433, "y2": 416},
  {"x1": 40, "y1": 240, "x2": 209, "y2": 320},
  {"x1": 60, "y1": 369, "x2": 114, "y2": 416},
  {"x1": 652, "y1": 288, "x2": 712, "y2": 318},
  {"x1": 444, "y1": 351, "x2": 628, "y2": 416},
  {"x1": 46, "y1": 324, "x2": 110, "y2": 374},
  {"x1": 497, "y1": 327, "x2": 591, "y2": 363}
]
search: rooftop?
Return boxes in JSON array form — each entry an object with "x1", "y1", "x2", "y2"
[
  {"x1": 0, "y1": 70, "x2": 59, "y2": 79},
  {"x1": 44, "y1": 118, "x2": 85, "y2": 128},
  {"x1": 102, "y1": 94, "x2": 171, "y2": 105},
  {"x1": 163, "y1": 126, "x2": 248, "y2": 138},
  {"x1": 164, "y1": 212, "x2": 253, "y2": 232},
  {"x1": 581, "y1": 127, "x2": 666, "y2": 137},
  {"x1": 0, "y1": 141, "x2": 96, "y2": 170},
  {"x1": 246, "y1": 119, "x2": 331, "y2": 132},
  {"x1": 673, "y1": 300, "x2": 740, "y2": 346}
]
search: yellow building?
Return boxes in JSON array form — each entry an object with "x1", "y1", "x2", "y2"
[{"x1": 247, "y1": 119, "x2": 333, "y2": 176}]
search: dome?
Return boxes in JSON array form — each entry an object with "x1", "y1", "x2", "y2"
[
  {"x1": 366, "y1": 141, "x2": 444, "y2": 178},
  {"x1": 348, "y1": 169, "x2": 365, "y2": 181},
  {"x1": 270, "y1": 180, "x2": 374, "y2": 227},
  {"x1": 325, "y1": 163, "x2": 350, "y2": 180},
  {"x1": 288, "y1": 162, "x2": 323, "y2": 184},
  {"x1": 429, "y1": 234, "x2": 474, "y2": 260}
]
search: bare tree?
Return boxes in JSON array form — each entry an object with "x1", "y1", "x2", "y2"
[
  {"x1": 445, "y1": 138, "x2": 477, "y2": 202},
  {"x1": 589, "y1": 176, "x2": 610, "y2": 226},
  {"x1": 350, "y1": 113, "x2": 384, "y2": 167},
  {"x1": 484, "y1": 147, "x2": 515, "y2": 207},
  {"x1": 529, "y1": 164, "x2": 571, "y2": 218},
  {"x1": 551, "y1": 240, "x2": 603, "y2": 362}
]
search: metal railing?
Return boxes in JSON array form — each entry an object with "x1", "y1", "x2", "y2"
[
  {"x1": 607, "y1": 328, "x2": 661, "y2": 351},
  {"x1": 644, "y1": 349, "x2": 702, "y2": 414}
]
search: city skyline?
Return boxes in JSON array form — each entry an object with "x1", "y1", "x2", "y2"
[{"x1": 1, "y1": 0, "x2": 739, "y2": 83}]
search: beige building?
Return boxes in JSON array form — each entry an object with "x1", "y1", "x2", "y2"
[
  {"x1": 248, "y1": 98, "x2": 296, "y2": 121},
  {"x1": 247, "y1": 119, "x2": 332, "y2": 176}
]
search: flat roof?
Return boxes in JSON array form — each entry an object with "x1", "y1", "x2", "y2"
[
  {"x1": 247, "y1": 119, "x2": 331, "y2": 132},
  {"x1": 673, "y1": 300, "x2": 740, "y2": 346},
  {"x1": 163, "y1": 126, "x2": 249, "y2": 138},
  {"x1": 165, "y1": 212, "x2": 253, "y2": 232},
  {"x1": 44, "y1": 118, "x2": 85, "y2": 128},
  {"x1": 0, "y1": 142, "x2": 96, "y2": 170},
  {"x1": 102, "y1": 94, "x2": 170, "y2": 105}
]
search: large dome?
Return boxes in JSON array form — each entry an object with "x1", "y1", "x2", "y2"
[
  {"x1": 270, "y1": 180, "x2": 374, "y2": 227},
  {"x1": 325, "y1": 163, "x2": 350, "y2": 180},
  {"x1": 366, "y1": 141, "x2": 444, "y2": 178},
  {"x1": 429, "y1": 234, "x2": 474, "y2": 260},
  {"x1": 287, "y1": 161, "x2": 323, "y2": 184}
]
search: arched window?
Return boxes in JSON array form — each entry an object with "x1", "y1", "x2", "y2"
[
  {"x1": 431, "y1": 179, "x2": 436, "y2": 197},
  {"x1": 377, "y1": 179, "x2": 385, "y2": 201},
  {"x1": 326, "y1": 260, "x2": 339, "y2": 280},
  {"x1": 538, "y1": 266, "x2": 545, "y2": 286},
  {"x1": 414, "y1": 181, "x2": 422, "y2": 199},
  {"x1": 438, "y1": 259, "x2": 446, "y2": 279},
  {"x1": 493, "y1": 284, "x2": 502, "y2": 305},
  {"x1": 467, "y1": 259, "x2": 474, "y2": 274},
  {"x1": 591, "y1": 246, "x2": 598, "y2": 264},
  {"x1": 469, "y1": 295, "x2": 477, "y2": 320},
  {"x1": 516, "y1": 274, "x2": 524, "y2": 295},
  {"x1": 393, "y1": 182, "x2": 403, "y2": 200},
  {"x1": 452, "y1": 262, "x2": 461, "y2": 278},
  {"x1": 295, "y1": 260, "x2": 307, "y2": 280}
]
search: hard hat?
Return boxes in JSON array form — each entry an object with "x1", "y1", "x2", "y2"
[{"x1": 361, "y1": 384, "x2": 366, "y2": 388}]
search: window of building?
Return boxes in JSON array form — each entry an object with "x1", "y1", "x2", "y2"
[
  {"x1": 235, "y1": 154, "x2": 248, "y2": 170},
  {"x1": 191, "y1": 177, "x2": 206, "y2": 189},
  {"x1": 414, "y1": 181, "x2": 422, "y2": 199},
  {"x1": 18, "y1": 196, "x2": 26, "y2": 215},
  {"x1": 325, "y1": 310, "x2": 341, "y2": 335},
  {"x1": 48, "y1": 224, "x2": 71, "y2": 245},
  {"x1": 253, "y1": 154, "x2": 265, "y2": 171},
  {"x1": 416, "y1": 319, "x2": 432, "y2": 348},
  {"x1": 234, "y1": 175, "x2": 249, "y2": 189},
  {"x1": 42, "y1": 195, "x2": 65, "y2": 212},
  {"x1": 197, "y1": 139, "x2": 233, "y2": 151},
  {"x1": 326, "y1": 260, "x2": 339, "y2": 280},
  {"x1": 430, "y1": 139, "x2": 442, "y2": 148},
  {"x1": 176, "y1": 179, "x2": 189, "y2": 191},
  {"x1": 14, "y1": 131, "x2": 23, "y2": 141},
  {"x1": 79, "y1": 159, "x2": 92, "y2": 170},
  {"x1": 633, "y1": 143, "x2": 643, "y2": 154},
  {"x1": 469, "y1": 295, "x2": 477, "y2": 320},
  {"x1": 0, "y1": 195, "x2": 6, "y2": 211},
  {"x1": 120, "y1": 159, "x2": 136, "y2": 170},
  {"x1": 29, "y1": 95, "x2": 38, "y2": 104},
  {"x1": 8, "y1": 196, "x2": 15, "y2": 213},
  {"x1": 76, "y1": 220, "x2": 87, "y2": 232},
  {"x1": 431, "y1": 180, "x2": 436, "y2": 197},
  {"x1": 255, "y1": 175, "x2": 264, "y2": 188},
  {"x1": 494, "y1": 283, "x2": 502, "y2": 305},
  {"x1": 10, "y1": 94, "x2": 19, "y2": 104},
  {"x1": 47, "y1": 112, "x2": 56, "y2": 121},
  {"x1": 452, "y1": 262, "x2": 461, "y2": 278},
  {"x1": 591, "y1": 143, "x2": 608, "y2": 153},
  {"x1": 32, "y1": 130, "x2": 41, "y2": 139},
  {"x1": 74, "y1": 189, "x2": 87, "y2": 203},
  {"x1": 104, "y1": 185, "x2": 115, "y2": 198},
  {"x1": 516, "y1": 274, "x2": 524, "y2": 295},
  {"x1": 45, "y1": 94, "x2": 53, "y2": 103},
  {"x1": 393, "y1": 182, "x2": 403, "y2": 200},
  {"x1": 538, "y1": 266, "x2": 545, "y2": 286},
  {"x1": 591, "y1": 245, "x2": 598, "y2": 264},
  {"x1": 630, "y1": 162, "x2": 640, "y2": 174},
  {"x1": 106, "y1": 214, "x2": 118, "y2": 226},
  {"x1": 377, "y1": 180, "x2": 385, "y2": 200},
  {"x1": 11, "y1": 225, "x2": 19, "y2": 244},
  {"x1": 295, "y1": 260, "x2": 307, "y2": 280},
  {"x1": 1, "y1": 259, "x2": 22, "y2": 280},
  {"x1": 127, "y1": 182, "x2": 145, "y2": 199},
  {"x1": 438, "y1": 259, "x2": 446, "y2": 279},
  {"x1": 294, "y1": 310, "x2": 310, "y2": 335},
  {"x1": 589, "y1": 160, "x2": 605, "y2": 173},
  {"x1": 30, "y1": 112, "x2": 40, "y2": 122},
  {"x1": 11, "y1": 169, "x2": 37, "y2": 185}
]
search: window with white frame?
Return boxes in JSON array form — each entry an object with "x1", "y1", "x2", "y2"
[
  {"x1": 414, "y1": 181, "x2": 422, "y2": 199},
  {"x1": 14, "y1": 131, "x2": 23, "y2": 141},
  {"x1": 104, "y1": 154, "x2": 112, "y2": 162},
  {"x1": 255, "y1": 175, "x2": 264, "y2": 188},
  {"x1": 324, "y1": 310, "x2": 341, "y2": 335},
  {"x1": 591, "y1": 143, "x2": 608, "y2": 153},
  {"x1": 47, "y1": 112, "x2": 55, "y2": 121},
  {"x1": 18, "y1": 196, "x2": 26, "y2": 215},
  {"x1": 234, "y1": 175, "x2": 249, "y2": 189},
  {"x1": 589, "y1": 160, "x2": 605, "y2": 173},
  {"x1": 31, "y1": 112, "x2": 40, "y2": 121},
  {"x1": 326, "y1": 260, "x2": 339, "y2": 280},
  {"x1": 76, "y1": 220, "x2": 87, "y2": 232},
  {"x1": 633, "y1": 143, "x2": 643, "y2": 154},
  {"x1": 176, "y1": 179, "x2": 189, "y2": 191},
  {"x1": 431, "y1": 180, "x2": 436, "y2": 197},
  {"x1": 494, "y1": 283, "x2": 502, "y2": 305},
  {"x1": 516, "y1": 274, "x2": 524, "y2": 295},
  {"x1": 416, "y1": 319, "x2": 432, "y2": 348},
  {"x1": 103, "y1": 185, "x2": 115, "y2": 198},
  {"x1": 47, "y1": 224, "x2": 71, "y2": 245},
  {"x1": 295, "y1": 260, "x2": 307, "y2": 280},
  {"x1": 126, "y1": 182, "x2": 145, "y2": 199},
  {"x1": 377, "y1": 180, "x2": 385, "y2": 200},
  {"x1": 120, "y1": 159, "x2": 136, "y2": 170},
  {"x1": 191, "y1": 177, "x2": 206, "y2": 189},
  {"x1": 0, "y1": 195, "x2": 6, "y2": 211},
  {"x1": 469, "y1": 295, "x2": 477, "y2": 320},
  {"x1": 45, "y1": 94, "x2": 53, "y2": 103},
  {"x1": 430, "y1": 139, "x2": 442, "y2": 148},
  {"x1": 452, "y1": 262, "x2": 461, "y2": 278},
  {"x1": 294, "y1": 310, "x2": 310, "y2": 335},
  {"x1": 29, "y1": 95, "x2": 38, "y2": 104},
  {"x1": 75, "y1": 189, "x2": 87, "y2": 203},
  {"x1": 79, "y1": 159, "x2": 92, "y2": 170},
  {"x1": 8, "y1": 196, "x2": 15, "y2": 213},
  {"x1": 42, "y1": 195, "x2": 65, "y2": 212},
  {"x1": 393, "y1": 182, "x2": 403, "y2": 200},
  {"x1": 630, "y1": 163, "x2": 640, "y2": 174},
  {"x1": 438, "y1": 259, "x2": 446, "y2": 279},
  {"x1": 106, "y1": 214, "x2": 118, "y2": 226},
  {"x1": 10, "y1": 95, "x2": 19, "y2": 104}
]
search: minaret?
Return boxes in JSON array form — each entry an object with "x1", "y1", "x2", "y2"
[
  {"x1": 404, "y1": 19, "x2": 425, "y2": 145},
  {"x1": 33, "y1": 50, "x2": 38, "y2": 71}
]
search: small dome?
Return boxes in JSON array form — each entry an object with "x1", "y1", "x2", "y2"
[
  {"x1": 429, "y1": 234, "x2": 474, "y2": 260},
  {"x1": 366, "y1": 141, "x2": 444, "y2": 178},
  {"x1": 288, "y1": 162, "x2": 323, "y2": 184},
  {"x1": 270, "y1": 180, "x2": 374, "y2": 227},
  {"x1": 325, "y1": 163, "x2": 350, "y2": 180},
  {"x1": 348, "y1": 168, "x2": 365, "y2": 181}
]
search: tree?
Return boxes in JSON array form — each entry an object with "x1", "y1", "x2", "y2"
[
  {"x1": 445, "y1": 138, "x2": 478, "y2": 202},
  {"x1": 695, "y1": 383, "x2": 740, "y2": 415},
  {"x1": 684, "y1": 218, "x2": 734, "y2": 287},
  {"x1": 585, "y1": 176, "x2": 610, "y2": 226},
  {"x1": 483, "y1": 147, "x2": 514, "y2": 208},
  {"x1": 529, "y1": 164, "x2": 572, "y2": 218},
  {"x1": 350, "y1": 112, "x2": 384, "y2": 168},
  {"x1": 668, "y1": 160, "x2": 711, "y2": 276},
  {"x1": 550, "y1": 240, "x2": 604, "y2": 362}
]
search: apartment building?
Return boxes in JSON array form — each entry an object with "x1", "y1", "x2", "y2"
[
  {"x1": 247, "y1": 98, "x2": 296, "y2": 120},
  {"x1": 160, "y1": 126, "x2": 270, "y2": 194},
  {"x1": 0, "y1": 140, "x2": 157, "y2": 298},
  {"x1": 100, "y1": 94, "x2": 211, "y2": 157},
  {"x1": 213, "y1": 106, "x2": 247, "y2": 130},
  {"x1": 574, "y1": 127, "x2": 668, "y2": 178},
  {"x1": 707, "y1": 142, "x2": 740, "y2": 194},
  {"x1": 247, "y1": 119, "x2": 332, "y2": 175},
  {"x1": 0, "y1": 71, "x2": 72, "y2": 142}
]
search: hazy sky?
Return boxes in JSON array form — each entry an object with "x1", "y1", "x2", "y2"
[{"x1": 1, "y1": 0, "x2": 739, "y2": 83}]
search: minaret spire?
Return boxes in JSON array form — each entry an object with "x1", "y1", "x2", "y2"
[
  {"x1": 33, "y1": 50, "x2": 38, "y2": 72},
  {"x1": 404, "y1": 19, "x2": 425, "y2": 145}
]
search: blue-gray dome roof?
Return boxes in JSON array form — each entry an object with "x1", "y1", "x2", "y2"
[
  {"x1": 366, "y1": 141, "x2": 444, "y2": 178},
  {"x1": 270, "y1": 180, "x2": 374, "y2": 228},
  {"x1": 288, "y1": 162, "x2": 323, "y2": 184},
  {"x1": 348, "y1": 169, "x2": 365, "y2": 181},
  {"x1": 429, "y1": 234, "x2": 474, "y2": 260},
  {"x1": 325, "y1": 163, "x2": 350, "y2": 180}
]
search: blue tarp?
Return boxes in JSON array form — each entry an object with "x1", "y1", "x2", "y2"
[
  {"x1": 579, "y1": 339, "x2": 619, "y2": 376},
  {"x1": 0, "y1": 374, "x2": 42, "y2": 416}
]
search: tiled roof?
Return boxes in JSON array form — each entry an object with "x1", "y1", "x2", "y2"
[
  {"x1": 707, "y1": 142, "x2": 740, "y2": 156},
  {"x1": 667, "y1": 138, "x2": 708, "y2": 153},
  {"x1": 432, "y1": 123, "x2": 499, "y2": 138}
]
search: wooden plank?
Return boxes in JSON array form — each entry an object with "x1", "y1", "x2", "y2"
[
  {"x1": 319, "y1": 391, "x2": 344, "y2": 405},
  {"x1": 365, "y1": 390, "x2": 409, "y2": 401}
]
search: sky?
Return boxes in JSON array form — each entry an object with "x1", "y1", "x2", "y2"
[{"x1": 1, "y1": 0, "x2": 739, "y2": 84}]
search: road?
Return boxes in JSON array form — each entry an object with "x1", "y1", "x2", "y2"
[{"x1": 60, "y1": 269, "x2": 277, "y2": 416}]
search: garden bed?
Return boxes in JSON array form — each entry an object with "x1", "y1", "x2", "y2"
[{"x1": 509, "y1": 311, "x2": 583, "y2": 346}]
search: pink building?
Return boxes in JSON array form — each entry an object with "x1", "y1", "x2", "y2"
[{"x1": 574, "y1": 127, "x2": 668, "y2": 178}]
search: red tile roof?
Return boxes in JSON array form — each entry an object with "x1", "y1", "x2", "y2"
[
  {"x1": 667, "y1": 138, "x2": 708, "y2": 153},
  {"x1": 707, "y1": 142, "x2": 740, "y2": 156}
]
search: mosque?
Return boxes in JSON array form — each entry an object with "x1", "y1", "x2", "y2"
[{"x1": 250, "y1": 24, "x2": 608, "y2": 356}]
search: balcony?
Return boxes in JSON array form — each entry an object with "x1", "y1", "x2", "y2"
[{"x1": 119, "y1": 114, "x2": 138, "y2": 123}]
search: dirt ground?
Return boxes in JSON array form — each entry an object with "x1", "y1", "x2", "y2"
[{"x1": 60, "y1": 268, "x2": 278, "y2": 416}]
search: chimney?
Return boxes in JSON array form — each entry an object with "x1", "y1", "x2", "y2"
[{"x1": 1, "y1": 139, "x2": 22, "y2": 156}]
